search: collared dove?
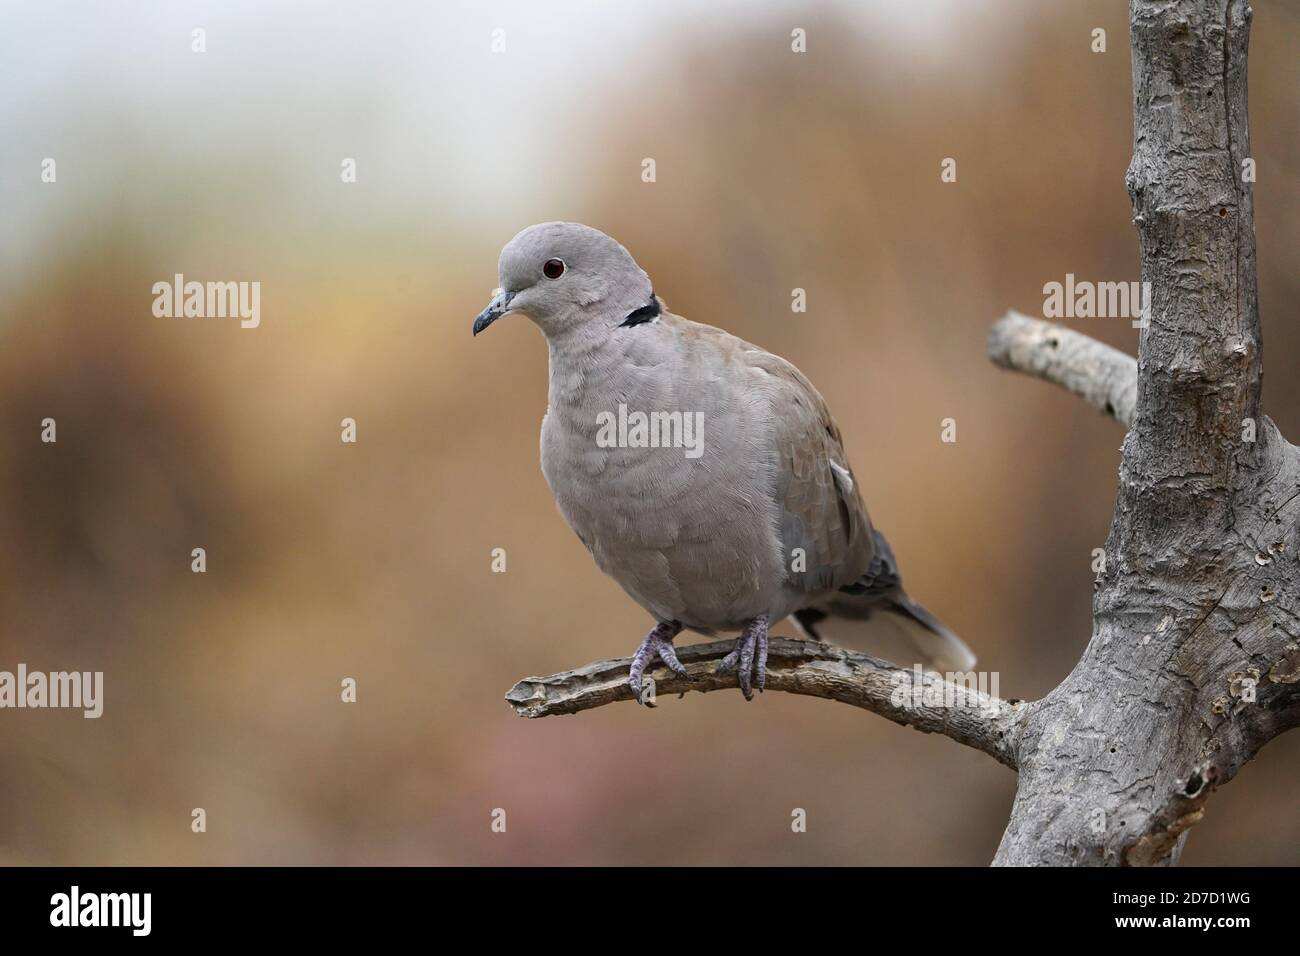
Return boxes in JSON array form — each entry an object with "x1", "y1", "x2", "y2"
[{"x1": 473, "y1": 222, "x2": 976, "y2": 701}]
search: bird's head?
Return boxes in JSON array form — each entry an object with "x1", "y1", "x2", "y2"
[{"x1": 472, "y1": 222, "x2": 657, "y2": 340}]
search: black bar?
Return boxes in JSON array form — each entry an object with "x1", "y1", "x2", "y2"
[{"x1": 0, "y1": 866, "x2": 1281, "y2": 942}]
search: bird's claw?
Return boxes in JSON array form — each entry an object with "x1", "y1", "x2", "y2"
[
  {"x1": 627, "y1": 621, "x2": 687, "y2": 706},
  {"x1": 716, "y1": 615, "x2": 769, "y2": 701}
]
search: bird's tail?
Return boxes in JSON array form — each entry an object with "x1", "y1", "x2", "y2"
[{"x1": 790, "y1": 532, "x2": 976, "y2": 674}]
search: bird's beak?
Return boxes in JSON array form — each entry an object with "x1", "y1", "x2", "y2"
[{"x1": 472, "y1": 288, "x2": 515, "y2": 336}]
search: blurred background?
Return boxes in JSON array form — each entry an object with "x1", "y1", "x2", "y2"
[{"x1": 1, "y1": 0, "x2": 1297, "y2": 865}]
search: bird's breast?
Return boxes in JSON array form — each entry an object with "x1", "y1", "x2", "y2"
[{"x1": 539, "y1": 391, "x2": 787, "y2": 629}]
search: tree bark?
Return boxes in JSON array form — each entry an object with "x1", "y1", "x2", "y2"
[
  {"x1": 506, "y1": 637, "x2": 1025, "y2": 767},
  {"x1": 988, "y1": 312, "x2": 1138, "y2": 426},
  {"x1": 993, "y1": 0, "x2": 1300, "y2": 866}
]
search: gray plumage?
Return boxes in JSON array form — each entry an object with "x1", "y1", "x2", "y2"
[{"x1": 473, "y1": 222, "x2": 975, "y2": 698}]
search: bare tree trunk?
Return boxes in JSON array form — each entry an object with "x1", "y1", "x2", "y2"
[
  {"x1": 504, "y1": 0, "x2": 1300, "y2": 865},
  {"x1": 992, "y1": 0, "x2": 1300, "y2": 866}
]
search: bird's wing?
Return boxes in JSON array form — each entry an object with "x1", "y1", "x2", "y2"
[{"x1": 740, "y1": 347, "x2": 876, "y2": 592}]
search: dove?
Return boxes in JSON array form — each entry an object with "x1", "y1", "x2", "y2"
[{"x1": 473, "y1": 222, "x2": 976, "y2": 702}]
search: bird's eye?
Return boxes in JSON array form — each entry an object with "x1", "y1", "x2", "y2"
[{"x1": 543, "y1": 258, "x2": 566, "y2": 279}]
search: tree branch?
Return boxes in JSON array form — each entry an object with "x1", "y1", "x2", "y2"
[
  {"x1": 505, "y1": 637, "x2": 1025, "y2": 769},
  {"x1": 1123, "y1": 760, "x2": 1218, "y2": 867},
  {"x1": 990, "y1": 1, "x2": 1287, "y2": 866},
  {"x1": 987, "y1": 311, "x2": 1137, "y2": 426},
  {"x1": 1125, "y1": 0, "x2": 1262, "y2": 497}
]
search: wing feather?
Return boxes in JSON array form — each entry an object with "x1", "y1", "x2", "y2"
[{"x1": 741, "y1": 350, "x2": 875, "y2": 592}]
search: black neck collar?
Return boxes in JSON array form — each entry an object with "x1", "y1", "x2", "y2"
[{"x1": 619, "y1": 293, "x2": 660, "y2": 328}]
